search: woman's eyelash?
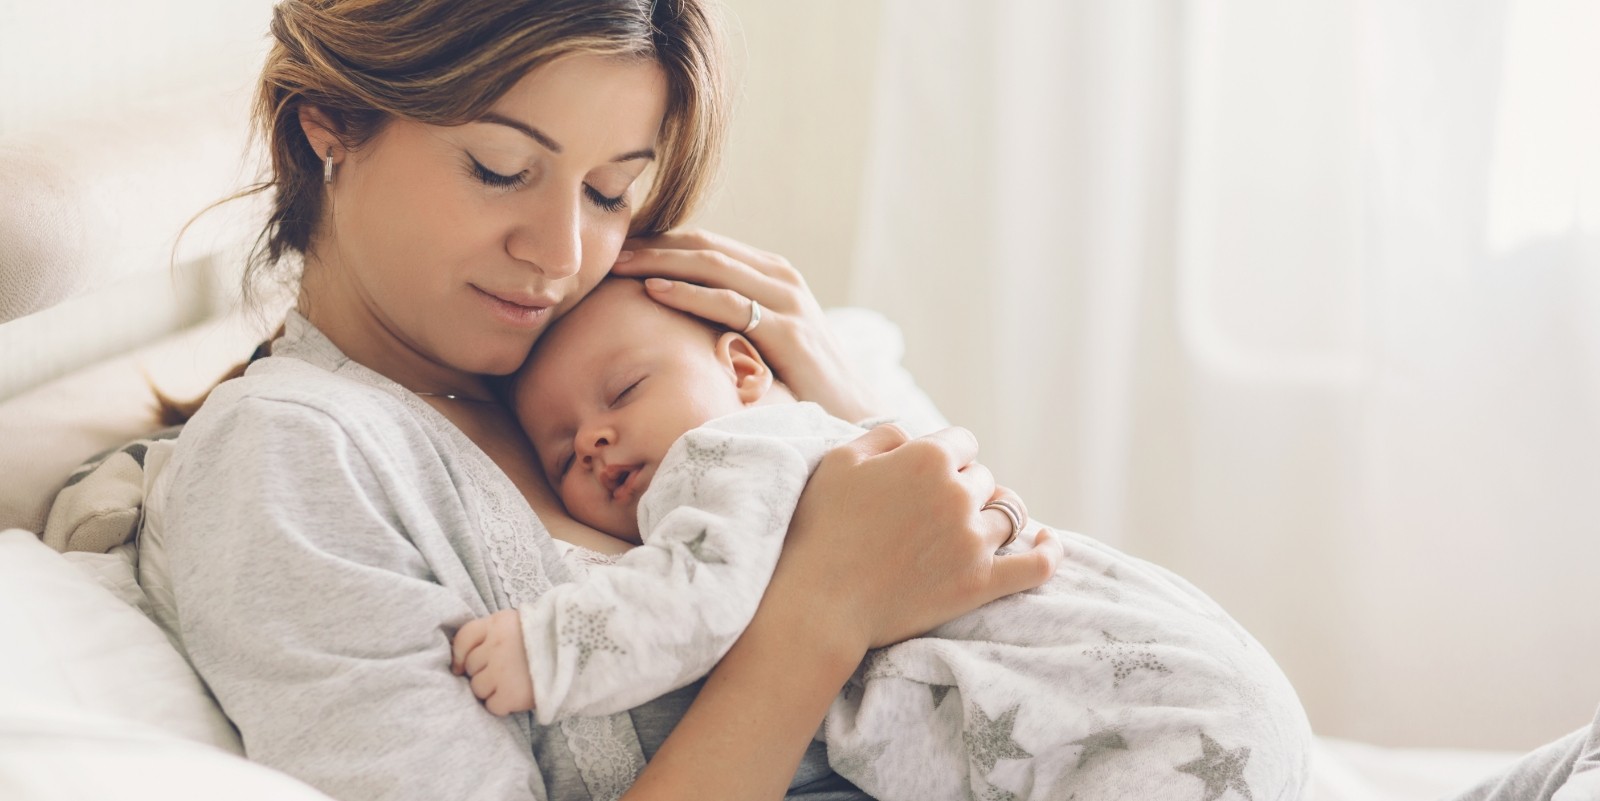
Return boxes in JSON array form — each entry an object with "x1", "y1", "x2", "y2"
[
  {"x1": 468, "y1": 156, "x2": 528, "y2": 189},
  {"x1": 468, "y1": 154, "x2": 627, "y2": 213},
  {"x1": 585, "y1": 185, "x2": 628, "y2": 213}
]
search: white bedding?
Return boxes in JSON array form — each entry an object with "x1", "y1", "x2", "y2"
[
  {"x1": 0, "y1": 307, "x2": 1531, "y2": 800},
  {"x1": 0, "y1": 525, "x2": 1524, "y2": 801}
]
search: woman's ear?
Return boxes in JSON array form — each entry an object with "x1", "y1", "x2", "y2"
[
  {"x1": 716, "y1": 332, "x2": 773, "y2": 405},
  {"x1": 298, "y1": 104, "x2": 343, "y2": 168}
]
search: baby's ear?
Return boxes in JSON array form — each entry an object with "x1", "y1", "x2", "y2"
[{"x1": 716, "y1": 332, "x2": 773, "y2": 405}]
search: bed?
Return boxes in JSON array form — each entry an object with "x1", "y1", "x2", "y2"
[{"x1": 0, "y1": 84, "x2": 1526, "y2": 801}]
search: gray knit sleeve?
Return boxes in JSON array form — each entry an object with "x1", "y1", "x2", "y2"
[{"x1": 162, "y1": 394, "x2": 545, "y2": 801}]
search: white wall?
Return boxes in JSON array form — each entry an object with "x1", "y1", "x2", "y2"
[
  {"x1": 696, "y1": 1, "x2": 882, "y2": 307},
  {"x1": 0, "y1": 1, "x2": 276, "y2": 398}
]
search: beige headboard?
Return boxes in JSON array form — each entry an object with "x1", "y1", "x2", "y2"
[{"x1": 0, "y1": 0, "x2": 278, "y2": 401}]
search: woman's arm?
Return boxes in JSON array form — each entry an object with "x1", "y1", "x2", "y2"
[
  {"x1": 162, "y1": 394, "x2": 544, "y2": 801},
  {"x1": 625, "y1": 425, "x2": 1062, "y2": 801}
]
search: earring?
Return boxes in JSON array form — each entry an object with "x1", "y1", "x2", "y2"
[{"x1": 323, "y1": 148, "x2": 334, "y2": 185}]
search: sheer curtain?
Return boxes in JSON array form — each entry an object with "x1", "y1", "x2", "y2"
[{"x1": 852, "y1": 0, "x2": 1600, "y2": 749}]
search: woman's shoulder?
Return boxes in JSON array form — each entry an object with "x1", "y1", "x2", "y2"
[
  {"x1": 197, "y1": 355, "x2": 408, "y2": 433},
  {"x1": 172, "y1": 353, "x2": 440, "y2": 482}
]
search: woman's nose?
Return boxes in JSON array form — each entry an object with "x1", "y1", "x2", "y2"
[{"x1": 506, "y1": 190, "x2": 582, "y2": 280}]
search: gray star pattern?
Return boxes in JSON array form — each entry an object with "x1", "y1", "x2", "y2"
[
  {"x1": 842, "y1": 679, "x2": 864, "y2": 705},
  {"x1": 964, "y1": 702, "x2": 1033, "y2": 775},
  {"x1": 928, "y1": 684, "x2": 954, "y2": 708},
  {"x1": 559, "y1": 605, "x2": 626, "y2": 673},
  {"x1": 860, "y1": 649, "x2": 902, "y2": 681},
  {"x1": 680, "y1": 527, "x2": 726, "y2": 582},
  {"x1": 1175, "y1": 732, "x2": 1254, "y2": 801},
  {"x1": 1070, "y1": 571, "x2": 1123, "y2": 602},
  {"x1": 677, "y1": 438, "x2": 732, "y2": 493},
  {"x1": 1069, "y1": 722, "x2": 1129, "y2": 769},
  {"x1": 1084, "y1": 630, "x2": 1171, "y2": 687},
  {"x1": 832, "y1": 738, "x2": 890, "y2": 789},
  {"x1": 978, "y1": 782, "x2": 1020, "y2": 801}
]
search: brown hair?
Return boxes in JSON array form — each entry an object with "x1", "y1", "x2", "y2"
[{"x1": 156, "y1": 0, "x2": 729, "y2": 425}]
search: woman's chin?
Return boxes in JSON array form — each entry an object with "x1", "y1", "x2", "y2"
[{"x1": 448, "y1": 338, "x2": 538, "y2": 377}]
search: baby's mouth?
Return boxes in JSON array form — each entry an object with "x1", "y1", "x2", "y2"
[{"x1": 600, "y1": 463, "x2": 643, "y2": 500}]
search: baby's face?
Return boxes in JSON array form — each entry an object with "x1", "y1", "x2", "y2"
[{"x1": 515, "y1": 279, "x2": 750, "y2": 540}]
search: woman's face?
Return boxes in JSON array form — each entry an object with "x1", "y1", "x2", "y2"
[{"x1": 309, "y1": 54, "x2": 669, "y2": 377}]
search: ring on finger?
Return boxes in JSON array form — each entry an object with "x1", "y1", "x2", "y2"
[
  {"x1": 981, "y1": 498, "x2": 1025, "y2": 550},
  {"x1": 742, "y1": 298, "x2": 763, "y2": 334}
]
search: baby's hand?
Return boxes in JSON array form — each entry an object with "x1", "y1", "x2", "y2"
[{"x1": 451, "y1": 609, "x2": 535, "y2": 716}]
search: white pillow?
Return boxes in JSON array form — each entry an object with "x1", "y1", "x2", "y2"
[
  {"x1": 824, "y1": 306, "x2": 950, "y2": 437},
  {"x1": 0, "y1": 529, "x2": 241, "y2": 755},
  {"x1": 0, "y1": 707, "x2": 333, "y2": 801}
]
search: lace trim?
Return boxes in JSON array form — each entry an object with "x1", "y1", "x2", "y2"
[
  {"x1": 278, "y1": 313, "x2": 648, "y2": 798},
  {"x1": 556, "y1": 543, "x2": 621, "y2": 574},
  {"x1": 560, "y1": 714, "x2": 648, "y2": 801},
  {"x1": 395, "y1": 391, "x2": 651, "y2": 796}
]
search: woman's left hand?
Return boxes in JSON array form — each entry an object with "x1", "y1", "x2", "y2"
[{"x1": 610, "y1": 228, "x2": 884, "y2": 422}]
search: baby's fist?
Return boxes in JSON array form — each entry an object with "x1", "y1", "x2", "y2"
[{"x1": 451, "y1": 609, "x2": 535, "y2": 716}]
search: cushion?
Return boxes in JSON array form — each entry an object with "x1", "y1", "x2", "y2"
[
  {"x1": 0, "y1": 310, "x2": 264, "y2": 536},
  {"x1": 0, "y1": 529, "x2": 242, "y2": 755},
  {"x1": 44, "y1": 425, "x2": 182, "y2": 553},
  {"x1": 0, "y1": 708, "x2": 333, "y2": 801}
]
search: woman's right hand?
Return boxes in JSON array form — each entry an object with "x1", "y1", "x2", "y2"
[{"x1": 778, "y1": 423, "x2": 1063, "y2": 654}]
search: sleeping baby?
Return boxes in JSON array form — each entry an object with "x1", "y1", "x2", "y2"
[{"x1": 451, "y1": 276, "x2": 1313, "y2": 801}]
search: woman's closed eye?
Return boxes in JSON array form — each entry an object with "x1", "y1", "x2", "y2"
[
  {"x1": 467, "y1": 155, "x2": 528, "y2": 190},
  {"x1": 467, "y1": 153, "x2": 628, "y2": 213},
  {"x1": 584, "y1": 184, "x2": 628, "y2": 213}
]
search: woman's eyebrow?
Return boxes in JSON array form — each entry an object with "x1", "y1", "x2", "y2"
[{"x1": 477, "y1": 112, "x2": 655, "y2": 163}]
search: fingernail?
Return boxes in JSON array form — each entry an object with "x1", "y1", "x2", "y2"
[
  {"x1": 615, "y1": 250, "x2": 634, "y2": 263},
  {"x1": 645, "y1": 277, "x2": 672, "y2": 291}
]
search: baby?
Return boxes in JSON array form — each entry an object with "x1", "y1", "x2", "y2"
[{"x1": 452, "y1": 277, "x2": 1312, "y2": 801}]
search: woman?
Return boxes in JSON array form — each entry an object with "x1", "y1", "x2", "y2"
[{"x1": 142, "y1": 1, "x2": 1059, "y2": 799}]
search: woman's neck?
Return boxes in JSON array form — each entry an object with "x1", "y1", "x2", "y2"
[{"x1": 297, "y1": 271, "x2": 493, "y2": 401}]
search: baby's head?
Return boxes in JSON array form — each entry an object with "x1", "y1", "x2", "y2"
[{"x1": 512, "y1": 277, "x2": 789, "y2": 541}]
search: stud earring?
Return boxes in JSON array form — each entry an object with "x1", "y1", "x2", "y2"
[{"x1": 323, "y1": 148, "x2": 334, "y2": 185}]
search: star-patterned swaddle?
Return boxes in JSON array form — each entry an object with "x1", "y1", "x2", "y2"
[
  {"x1": 822, "y1": 525, "x2": 1312, "y2": 800},
  {"x1": 519, "y1": 402, "x2": 1313, "y2": 800}
]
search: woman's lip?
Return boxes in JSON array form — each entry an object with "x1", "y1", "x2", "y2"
[{"x1": 471, "y1": 284, "x2": 554, "y2": 328}]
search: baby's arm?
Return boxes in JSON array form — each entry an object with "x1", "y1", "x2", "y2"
[{"x1": 519, "y1": 422, "x2": 820, "y2": 724}]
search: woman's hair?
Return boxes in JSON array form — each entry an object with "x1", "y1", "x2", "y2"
[{"x1": 156, "y1": 0, "x2": 729, "y2": 425}]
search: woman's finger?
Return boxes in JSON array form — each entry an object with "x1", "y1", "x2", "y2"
[
  {"x1": 981, "y1": 485, "x2": 1029, "y2": 551},
  {"x1": 624, "y1": 228, "x2": 794, "y2": 281},
  {"x1": 637, "y1": 278, "x2": 771, "y2": 335},
  {"x1": 908, "y1": 426, "x2": 980, "y2": 472},
  {"x1": 955, "y1": 461, "x2": 997, "y2": 507},
  {"x1": 612, "y1": 247, "x2": 781, "y2": 309},
  {"x1": 982, "y1": 529, "x2": 1064, "y2": 603}
]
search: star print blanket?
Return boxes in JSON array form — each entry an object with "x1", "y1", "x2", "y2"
[{"x1": 516, "y1": 402, "x2": 1313, "y2": 800}]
